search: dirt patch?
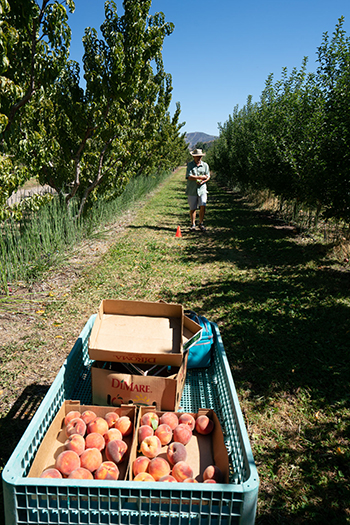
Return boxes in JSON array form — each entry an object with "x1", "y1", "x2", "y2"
[{"x1": 0, "y1": 207, "x2": 139, "y2": 415}]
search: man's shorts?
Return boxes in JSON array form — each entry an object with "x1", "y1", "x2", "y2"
[{"x1": 188, "y1": 194, "x2": 207, "y2": 210}]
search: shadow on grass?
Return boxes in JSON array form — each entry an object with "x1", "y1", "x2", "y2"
[
  {"x1": 161, "y1": 185, "x2": 350, "y2": 524},
  {"x1": 0, "y1": 384, "x2": 49, "y2": 524}
]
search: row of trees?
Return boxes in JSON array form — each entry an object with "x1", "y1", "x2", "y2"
[
  {"x1": 0, "y1": 0, "x2": 188, "y2": 219},
  {"x1": 208, "y1": 18, "x2": 350, "y2": 222}
]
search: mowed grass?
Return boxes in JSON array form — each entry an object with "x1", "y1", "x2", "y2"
[{"x1": 2, "y1": 167, "x2": 350, "y2": 524}]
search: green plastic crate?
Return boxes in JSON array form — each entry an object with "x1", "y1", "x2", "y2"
[{"x1": 2, "y1": 316, "x2": 259, "y2": 524}]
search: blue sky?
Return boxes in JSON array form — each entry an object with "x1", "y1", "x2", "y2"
[{"x1": 68, "y1": 0, "x2": 350, "y2": 137}]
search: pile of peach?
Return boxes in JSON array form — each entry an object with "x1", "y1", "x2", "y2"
[
  {"x1": 40, "y1": 409, "x2": 132, "y2": 480},
  {"x1": 133, "y1": 411, "x2": 223, "y2": 483}
]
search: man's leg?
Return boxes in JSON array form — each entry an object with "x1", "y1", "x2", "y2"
[
  {"x1": 190, "y1": 208, "x2": 197, "y2": 226},
  {"x1": 199, "y1": 205, "x2": 206, "y2": 224}
]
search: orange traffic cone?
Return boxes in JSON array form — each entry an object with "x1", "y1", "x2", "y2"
[{"x1": 175, "y1": 226, "x2": 182, "y2": 238}]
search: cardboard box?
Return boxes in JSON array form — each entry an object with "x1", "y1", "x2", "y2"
[
  {"x1": 88, "y1": 299, "x2": 202, "y2": 367},
  {"x1": 91, "y1": 352, "x2": 188, "y2": 411},
  {"x1": 28, "y1": 400, "x2": 136, "y2": 480},
  {"x1": 129, "y1": 407, "x2": 230, "y2": 483}
]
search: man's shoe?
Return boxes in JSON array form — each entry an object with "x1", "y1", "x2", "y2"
[
  {"x1": 199, "y1": 223, "x2": 206, "y2": 231},
  {"x1": 190, "y1": 224, "x2": 196, "y2": 231}
]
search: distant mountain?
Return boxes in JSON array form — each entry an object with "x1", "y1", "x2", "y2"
[{"x1": 185, "y1": 132, "x2": 218, "y2": 151}]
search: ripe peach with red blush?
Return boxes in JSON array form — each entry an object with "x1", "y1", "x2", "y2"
[
  {"x1": 106, "y1": 439, "x2": 128, "y2": 463},
  {"x1": 159, "y1": 412, "x2": 178, "y2": 430},
  {"x1": 81, "y1": 410, "x2": 97, "y2": 425},
  {"x1": 141, "y1": 411, "x2": 159, "y2": 430},
  {"x1": 68, "y1": 467, "x2": 93, "y2": 480},
  {"x1": 133, "y1": 472, "x2": 155, "y2": 481},
  {"x1": 85, "y1": 432, "x2": 105, "y2": 452},
  {"x1": 114, "y1": 416, "x2": 132, "y2": 436},
  {"x1": 203, "y1": 465, "x2": 223, "y2": 483},
  {"x1": 148, "y1": 457, "x2": 171, "y2": 481},
  {"x1": 64, "y1": 411, "x2": 81, "y2": 426},
  {"x1": 178, "y1": 413, "x2": 196, "y2": 431},
  {"x1": 132, "y1": 456, "x2": 151, "y2": 477},
  {"x1": 159, "y1": 475, "x2": 177, "y2": 482},
  {"x1": 166, "y1": 441, "x2": 187, "y2": 465},
  {"x1": 140, "y1": 435, "x2": 162, "y2": 458},
  {"x1": 55, "y1": 450, "x2": 80, "y2": 476},
  {"x1": 40, "y1": 468, "x2": 62, "y2": 479},
  {"x1": 64, "y1": 433, "x2": 85, "y2": 456},
  {"x1": 138, "y1": 425, "x2": 153, "y2": 444},
  {"x1": 183, "y1": 478, "x2": 198, "y2": 483},
  {"x1": 104, "y1": 411, "x2": 120, "y2": 428},
  {"x1": 80, "y1": 448, "x2": 103, "y2": 473},
  {"x1": 155, "y1": 424, "x2": 172, "y2": 445},
  {"x1": 204, "y1": 479, "x2": 216, "y2": 483},
  {"x1": 65, "y1": 417, "x2": 86, "y2": 437},
  {"x1": 87, "y1": 416, "x2": 109, "y2": 436},
  {"x1": 173, "y1": 424, "x2": 192, "y2": 445},
  {"x1": 195, "y1": 415, "x2": 214, "y2": 435},
  {"x1": 104, "y1": 428, "x2": 123, "y2": 446},
  {"x1": 172, "y1": 461, "x2": 194, "y2": 482},
  {"x1": 94, "y1": 461, "x2": 120, "y2": 480}
]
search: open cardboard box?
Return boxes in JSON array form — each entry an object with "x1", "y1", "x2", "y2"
[
  {"x1": 88, "y1": 299, "x2": 202, "y2": 367},
  {"x1": 28, "y1": 400, "x2": 136, "y2": 480},
  {"x1": 129, "y1": 407, "x2": 230, "y2": 483},
  {"x1": 92, "y1": 352, "x2": 188, "y2": 412}
]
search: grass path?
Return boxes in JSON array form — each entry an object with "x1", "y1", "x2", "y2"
[{"x1": 1, "y1": 167, "x2": 349, "y2": 524}]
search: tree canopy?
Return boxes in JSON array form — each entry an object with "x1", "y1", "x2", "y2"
[
  {"x1": 0, "y1": 0, "x2": 187, "y2": 219},
  {"x1": 208, "y1": 17, "x2": 350, "y2": 223}
]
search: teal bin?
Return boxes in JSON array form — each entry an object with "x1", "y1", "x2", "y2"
[{"x1": 2, "y1": 315, "x2": 259, "y2": 524}]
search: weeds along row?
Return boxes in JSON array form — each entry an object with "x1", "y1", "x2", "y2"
[{"x1": 0, "y1": 171, "x2": 170, "y2": 295}]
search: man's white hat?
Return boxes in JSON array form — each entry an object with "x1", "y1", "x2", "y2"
[{"x1": 190, "y1": 148, "x2": 205, "y2": 157}]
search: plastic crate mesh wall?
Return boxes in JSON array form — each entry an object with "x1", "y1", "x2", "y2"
[{"x1": 3, "y1": 316, "x2": 258, "y2": 525}]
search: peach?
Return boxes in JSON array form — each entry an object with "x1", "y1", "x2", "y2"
[
  {"x1": 80, "y1": 448, "x2": 103, "y2": 473},
  {"x1": 55, "y1": 450, "x2": 80, "y2": 476},
  {"x1": 106, "y1": 439, "x2": 128, "y2": 463},
  {"x1": 178, "y1": 413, "x2": 196, "y2": 431},
  {"x1": 114, "y1": 416, "x2": 133, "y2": 437},
  {"x1": 68, "y1": 467, "x2": 94, "y2": 480},
  {"x1": 141, "y1": 411, "x2": 159, "y2": 430},
  {"x1": 173, "y1": 424, "x2": 192, "y2": 445},
  {"x1": 133, "y1": 472, "x2": 155, "y2": 482},
  {"x1": 204, "y1": 479, "x2": 216, "y2": 483},
  {"x1": 65, "y1": 417, "x2": 86, "y2": 437},
  {"x1": 203, "y1": 465, "x2": 223, "y2": 483},
  {"x1": 104, "y1": 428, "x2": 123, "y2": 446},
  {"x1": 132, "y1": 456, "x2": 151, "y2": 477},
  {"x1": 81, "y1": 410, "x2": 97, "y2": 425},
  {"x1": 172, "y1": 461, "x2": 194, "y2": 482},
  {"x1": 85, "y1": 432, "x2": 105, "y2": 452},
  {"x1": 138, "y1": 425, "x2": 154, "y2": 444},
  {"x1": 104, "y1": 411, "x2": 120, "y2": 428},
  {"x1": 183, "y1": 478, "x2": 198, "y2": 483},
  {"x1": 166, "y1": 442, "x2": 187, "y2": 466},
  {"x1": 140, "y1": 435, "x2": 162, "y2": 458},
  {"x1": 95, "y1": 461, "x2": 120, "y2": 480},
  {"x1": 155, "y1": 424, "x2": 172, "y2": 445},
  {"x1": 64, "y1": 434, "x2": 85, "y2": 456},
  {"x1": 40, "y1": 468, "x2": 62, "y2": 479},
  {"x1": 195, "y1": 415, "x2": 214, "y2": 435},
  {"x1": 64, "y1": 410, "x2": 81, "y2": 426},
  {"x1": 148, "y1": 457, "x2": 171, "y2": 481},
  {"x1": 159, "y1": 475, "x2": 177, "y2": 482},
  {"x1": 87, "y1": 417, "x2": 109, "y2": 436},
  {"x1": 159, "y1": 412, "x2": 178, "y2": 430}
]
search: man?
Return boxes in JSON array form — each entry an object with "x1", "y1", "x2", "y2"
[{"x1": 185, "y1": 148, "x2": 210, "y2": 231}]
